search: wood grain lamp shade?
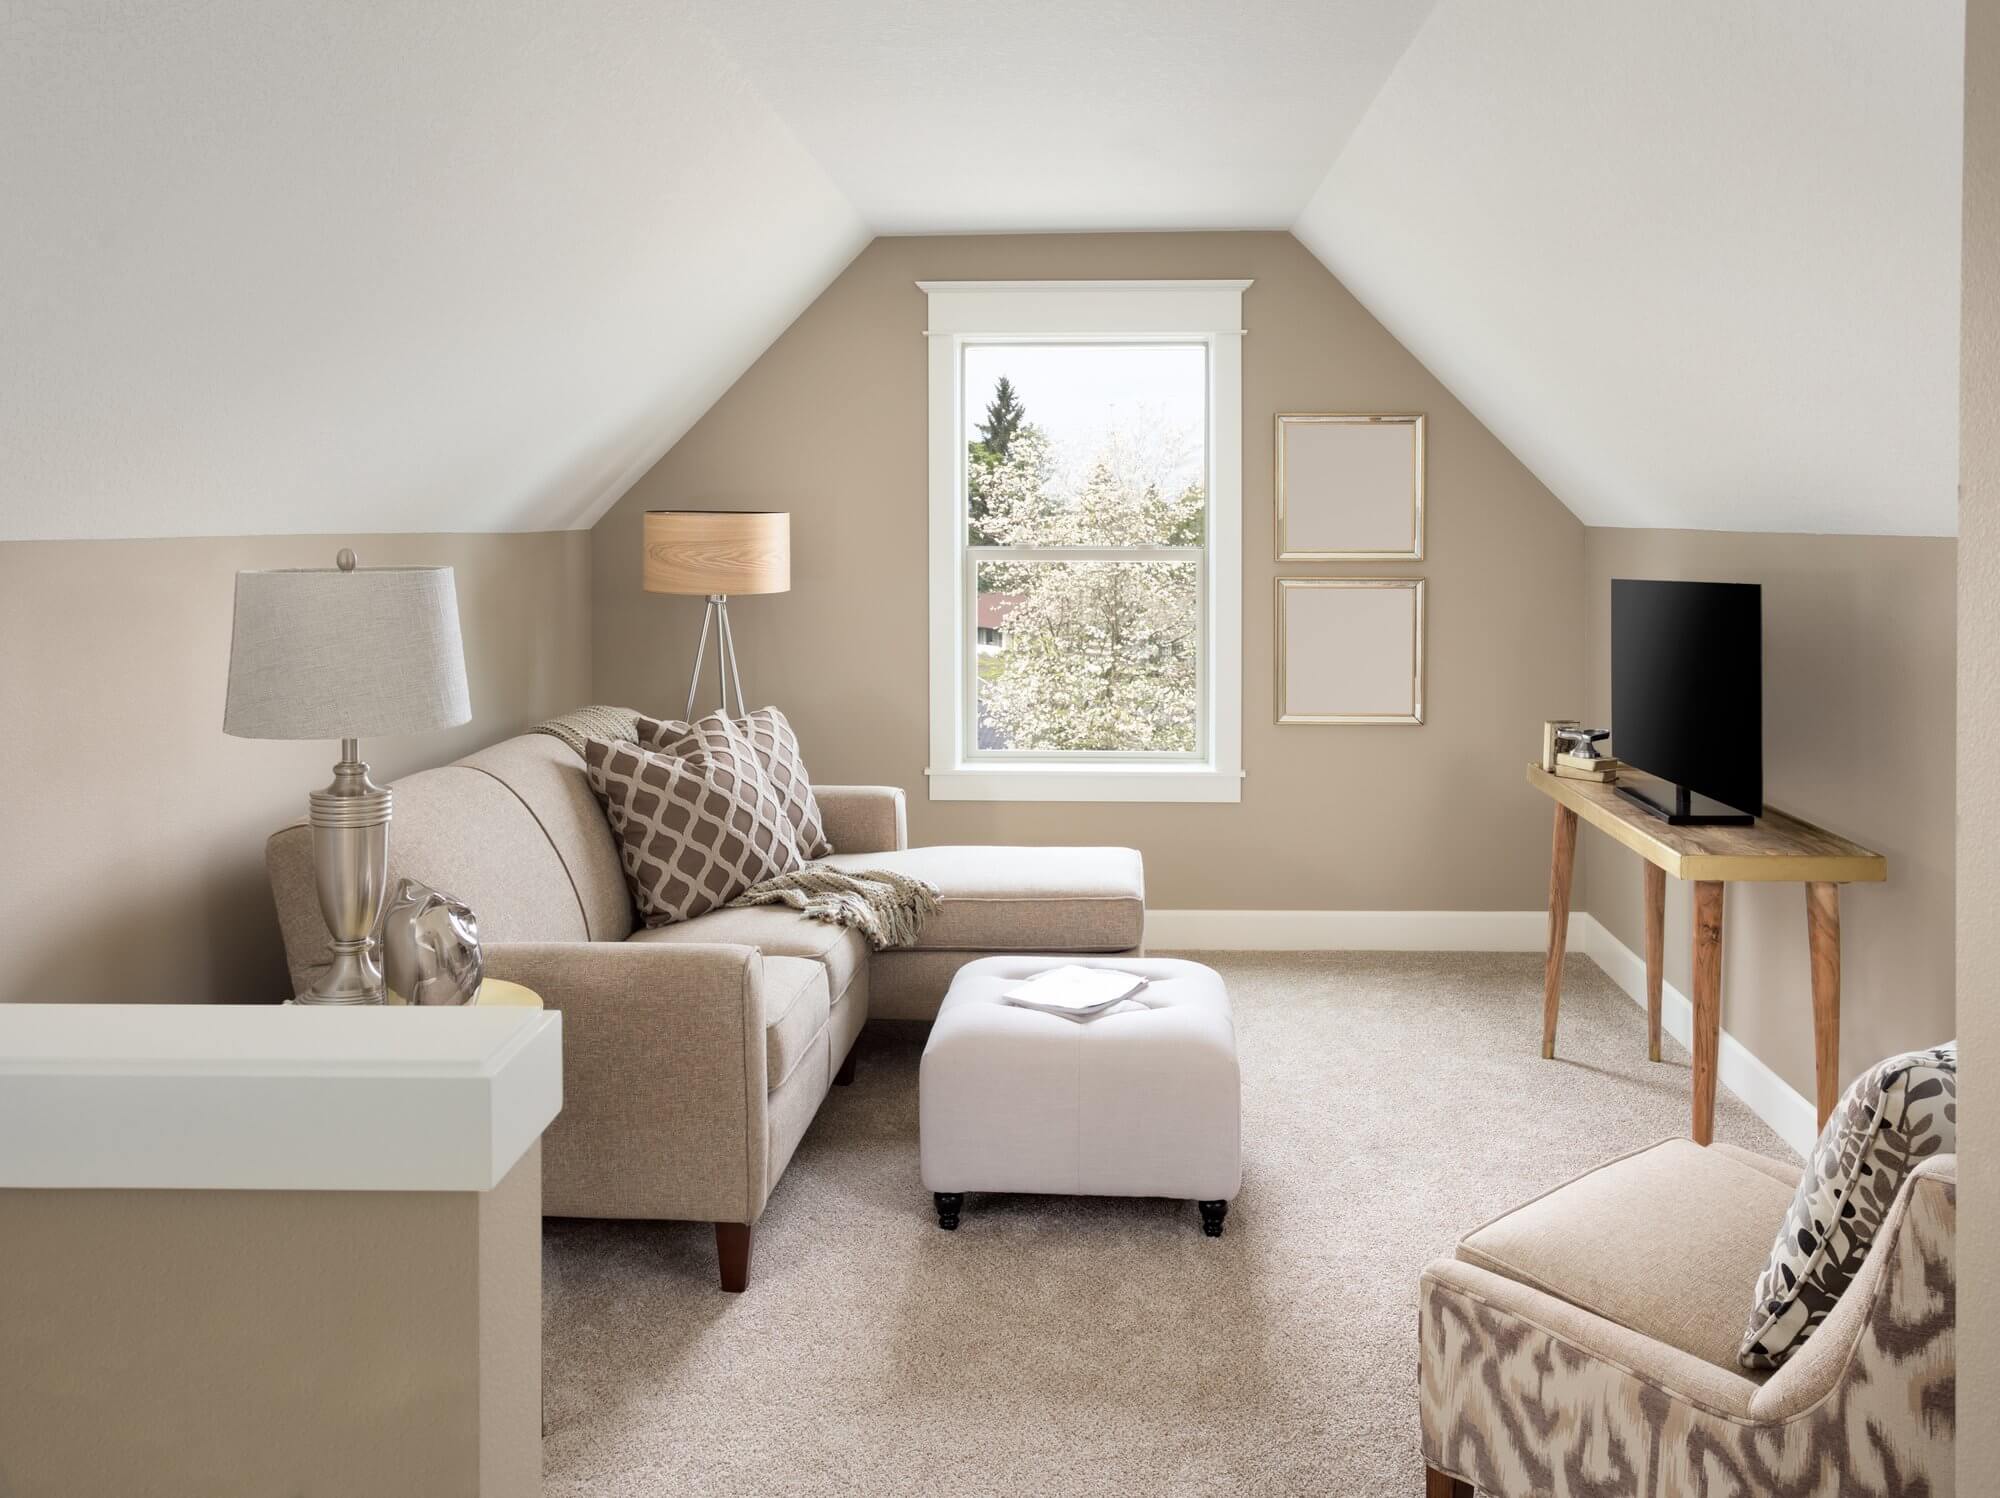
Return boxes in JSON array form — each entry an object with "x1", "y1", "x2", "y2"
[{"x1": 643, "y1": 510, "x2": 791, "y2": 596}]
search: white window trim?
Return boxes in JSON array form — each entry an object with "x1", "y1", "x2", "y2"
[{"x1": 922, "y1": 279, "x2": 1248, "y2": 804}]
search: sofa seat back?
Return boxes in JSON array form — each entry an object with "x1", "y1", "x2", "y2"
[{"x1": 267, "y1": 733, "x2": 634, "y2": 995}]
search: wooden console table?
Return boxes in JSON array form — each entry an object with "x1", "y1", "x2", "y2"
[{"x1": 1529, "y1": 764, "x2": 1886, "y2": 1145}]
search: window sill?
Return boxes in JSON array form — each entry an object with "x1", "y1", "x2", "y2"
[{"x1": 925, "y1": 764, "x2": 1244, "y2": 804}]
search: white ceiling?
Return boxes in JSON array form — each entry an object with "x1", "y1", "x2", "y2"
[
  {"x1": 0, "y1": 1, "x2": 865, "y2": 540},
  {"x1": 0, "y1": 1, "x2": 1967, "y2": 541},
  {"x1": 1294, "y1": 0, "x2": 1965, "y2": 535},
  {"x1": 694, "y1": 0, "x2": 1437, "y2": 233}
]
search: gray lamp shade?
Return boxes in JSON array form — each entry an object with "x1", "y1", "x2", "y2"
[{"x1": 223, "y1": 564, "x2": 472, "y2": 740}]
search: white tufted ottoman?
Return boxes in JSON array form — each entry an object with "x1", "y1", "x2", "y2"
[{"x1": 919, "y1": 956, "x2": 1241, "y2": 1235}]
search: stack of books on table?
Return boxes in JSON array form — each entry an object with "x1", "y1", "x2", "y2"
[{"x1": 1553, "y1": 751, "x2": 1621, "y2": 784}]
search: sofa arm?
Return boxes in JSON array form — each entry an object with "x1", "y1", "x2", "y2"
[
  {"x1": 482, "y1": 941, "x2": 772, "y2": 1223},
  {"x1": 815, "y1": 785, "x2": 907, "y2": 854}
]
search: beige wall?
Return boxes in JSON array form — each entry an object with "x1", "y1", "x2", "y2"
[
  {"x1": 0, "y1": 1146, "x2": 541, "y2": 1498},
  {"x1": 1958, "y1": 0, "x2": 1997, "y2": 1483},
  {"x1": 1574, "y1": 529, "x2": 1957, "y2": 1101},
  {"x1": 0, "y1": 532, "x2": 592, "y2": 1004},
  {"x1": 591, "y1": 232, "x2": 1585, "y2": 911}
]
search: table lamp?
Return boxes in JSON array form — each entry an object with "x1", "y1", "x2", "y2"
[
  {"x1": 642, "y1": 509, "x2": 791, "y2": 720},
  {"x1": 223, "y1": 549, "x2": 471, "y2": 1004}
]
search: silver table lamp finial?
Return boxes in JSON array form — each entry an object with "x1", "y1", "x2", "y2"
[{"x1": 224, "y1": 550, "x2": 472, "y2": 1004}]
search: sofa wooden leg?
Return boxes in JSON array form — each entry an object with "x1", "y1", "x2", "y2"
[
  {"x1": 1197, "y1": 1200, "x2": 1228, "y2": 1237},
  {"x1": 832, "y1": 1049, "x2": 857, "y2": 1086},
  {"x1": 934, "y1": 1192, "x2": 963, "y2": 1230},
  {"x1": 1424, "y1": 1465, "x2": 1472, "y2": 1498},
  {"x1": 715, "y1": 1222, "x2": 752, "y2": 1293}
]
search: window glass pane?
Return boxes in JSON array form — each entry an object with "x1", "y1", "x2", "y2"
[
  {"x1": 964, "y1": 344, "x2": 1206, "y2": 548},
  {"x1": 975, "y1": 560, "x2": 1198, "y2": 753}
]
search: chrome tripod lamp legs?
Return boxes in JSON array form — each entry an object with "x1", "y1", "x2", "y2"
[{"x1": 684, "y1": 593, "x2": 750, "y2": 721}]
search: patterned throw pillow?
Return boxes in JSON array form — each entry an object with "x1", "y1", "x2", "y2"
[
  {"x1": 635, "y1": 707, "x2": 833, "y2": 859},
  {"x1": 582, "y1": 729, "x2": 807, "y2": 926},
  {"x1": 1738, "y1": 1041, "x2": 1957, "y2": 1370}
]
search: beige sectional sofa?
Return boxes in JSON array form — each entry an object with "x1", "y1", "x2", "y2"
[{"x1": 266, "y1": 731, "x2": 1144, "y2": 1289}]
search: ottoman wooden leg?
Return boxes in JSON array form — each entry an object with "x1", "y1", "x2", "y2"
[
  {"x1": 934, "y1": 1192, "x2": 963, "y2": 1230},
  {"x1": 1197, "y1": 1200, "x2": 1228, "y2": 1237}
]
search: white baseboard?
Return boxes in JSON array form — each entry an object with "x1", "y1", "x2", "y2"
[
  {"x1": 1572, "y1": 914, "x2": 1817, "y2": 1159},
  {"x1": 1143, "y1": 906, "x2": 1816, "y2": 1158},
  {"x1": 1144, "y1": 909, "x2": 1548, "y2": 952}
]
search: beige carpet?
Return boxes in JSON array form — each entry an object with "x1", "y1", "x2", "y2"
[{"x1": 542, "y1": 952, "x2": 1794, "y2": 1497}]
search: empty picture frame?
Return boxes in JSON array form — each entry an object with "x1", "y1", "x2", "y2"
[
  {"x1": 1275, "y1": 413, "x2": 1425, "y2": 560},
  {"x1": 1276, "y1": 578, "x2": 1425, "y2": 725}
]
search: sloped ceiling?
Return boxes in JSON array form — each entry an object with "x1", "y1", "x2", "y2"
[
  {"x1": 1293, "y1": 0, "x2": 1964, "y2": 535},
  {"x1": 694, "y1": 0, "x2": 1436, "y2": 233},
  {"x1": 3, "y1": 1, "x2": 1967, "y2": 541},
  {"x1": 0, "y1": 1, "x2": 865, "y2": 540}
]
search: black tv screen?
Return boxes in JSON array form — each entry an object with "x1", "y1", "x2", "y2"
[{"x1": 1611, "y1": 579, "x2": 1762, "y2": 819}]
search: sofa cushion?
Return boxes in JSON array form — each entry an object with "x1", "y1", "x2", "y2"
[
  {"x1": 819, "y1": 846, "x2": 1143, "y2": 952},
  {"x1": 457, "y1": 734, "x2": 635, "y2": 941},
  {"x1": 1740, "y1": 1042, "x2": 1957, "y2": 1370},
  {"x1": 758, "y1": 956, "x2": 830, "y2": 1092},
  {"x1": 583, "y1": 732, "x2": 806, "y2": 925},
  {"x1": 637, "y1": 707, "x2": 833, "y2": 859},
  {"x1": 1456, "y1": 1138, "x2": 1797, "y2": 1373},
  {"x1": 627, "y1": 905, "x2": 866, "y2": 1004}
]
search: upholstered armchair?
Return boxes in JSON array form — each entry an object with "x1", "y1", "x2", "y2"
[{"x1": 1418, "y1": 1138, "x2": 1955, "y2": 1498}]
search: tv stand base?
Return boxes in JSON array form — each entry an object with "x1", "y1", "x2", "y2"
[{"x1": 1616, "y1": 783, "x2": 1754, "y2": 827}]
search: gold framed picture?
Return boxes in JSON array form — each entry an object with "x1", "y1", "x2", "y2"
[
  {"x1": 1275, "y1": 413, "x2": 1425, "y2": 561},
  {"x1": 1275, "y1": 577, "x2": 1425, "y2": 725}
]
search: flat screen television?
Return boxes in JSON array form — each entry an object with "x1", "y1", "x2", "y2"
[{"x1": 1610, "y1": 579, "x2": 1762, "y2": 825}]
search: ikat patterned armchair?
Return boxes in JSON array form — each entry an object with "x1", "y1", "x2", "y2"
[{"x1": 1418, "y1": 1137, "x2": 1955, "y2": 1498}]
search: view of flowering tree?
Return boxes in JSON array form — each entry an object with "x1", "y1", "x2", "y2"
[{"x1": 970, "y1": 380, "x2": 1205, "y2": 753}]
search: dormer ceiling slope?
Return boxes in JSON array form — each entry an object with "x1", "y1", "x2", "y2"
[
  {"x1": 2, "y1": 1, "x2": 1965, "y2": 541},
  {"x1": 1294, "y1": 1, "x2": 1965, "y2": 536},
  {"x1": 692, "y1": 0, "x2": 1440, "y2": 233},
  {"x1": 0, "y1": 0, "x2": 866, "y2": 541}
]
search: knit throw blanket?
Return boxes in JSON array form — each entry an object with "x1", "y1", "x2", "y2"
[
  {"x1": 528, "y1": 705, "x2": 642, "y2": 757},
  {"x1": 730, "y1": 866, "x2": 941, "y2": 951}
]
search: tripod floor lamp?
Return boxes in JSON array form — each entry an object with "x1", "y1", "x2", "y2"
[{"x1": 643, "y1": 509, "x2": 791, "y2": 720}]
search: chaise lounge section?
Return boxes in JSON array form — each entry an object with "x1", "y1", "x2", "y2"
[{"x1": 265, "y1": 731, "x2": 1145, "y2": 1290}]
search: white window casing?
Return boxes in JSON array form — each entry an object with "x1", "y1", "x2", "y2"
[{"x1": 922, "y1": 280, "x2": 1248, "y2": 803}]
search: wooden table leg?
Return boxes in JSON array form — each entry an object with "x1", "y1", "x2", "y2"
[
  {"x1": 1542, "y1": 804, "x2": 1580, "y2": 1059},
  {"x1": 1690, "y1": 881, "x2": 1724, "y2": 1145},
  {"x1": 1643, "y1": 863, "x2": 1666, "y2": 1062},
  {"x1": 1807, "y1": 882, "x2": 1842, "y2": 1128}
]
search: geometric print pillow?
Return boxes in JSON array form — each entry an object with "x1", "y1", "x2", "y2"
[
  {"x1": 1738, "y1": 1040, "x2": 1957, "y2": 1370},
  {"x1": 582, "y1": 727, "x2": 807, "y2": 927},
  {"x1": 635, "y1": 706, "x2": 834, "y2": 859}
]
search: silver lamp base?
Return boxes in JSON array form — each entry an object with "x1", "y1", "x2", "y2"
[{"x1": 301, "y1": 738, "x2": 392, "y2": 1005}]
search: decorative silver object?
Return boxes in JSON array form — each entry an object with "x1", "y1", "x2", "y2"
[
  {"x1": 1554, "y1": 726, "x2": 1612, "y2": 761},
  {"x1": 223, "y1": 548, "x2": 472, "y2": 1004},
  {"x1": 380, "y1": 878, "x2": 483, "y2": 1006}
]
